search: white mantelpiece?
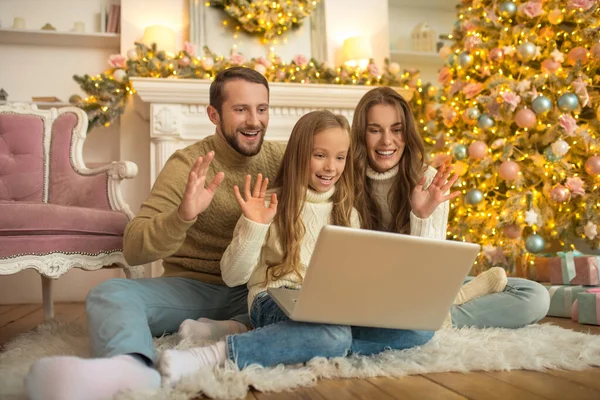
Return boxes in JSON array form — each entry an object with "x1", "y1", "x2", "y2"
[{"x1": 131, "y1": 77, "x2": 412, "y2": 185}]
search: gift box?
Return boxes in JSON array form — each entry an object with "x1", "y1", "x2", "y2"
[
  {"x1": 544, "y1": 285, "x2": 590, "y2": 318},
  {"x1": 548, "y1": 251, "x2": 600, "y2": 286},
  {"x1": 571, "y1": 288, "x2": 600, "y2": 325},
  {"x1": 514, "y1": 255, "x2": 551, "y2": 282}
]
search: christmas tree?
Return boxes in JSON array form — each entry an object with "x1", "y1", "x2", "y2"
[{"x1": 421, "y1": 0, "x2": 600, "y2": 273}]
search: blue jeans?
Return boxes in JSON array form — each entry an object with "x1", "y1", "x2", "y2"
[
  {"x1": 451, "y1": 277, "x2": 550, "y2": 328},
  {"x1": 86, "y1": 277, "x2": 249, "y2": 364},
  {"x1": 225, "y1": 292, "x2": 434, "y2": 368}
]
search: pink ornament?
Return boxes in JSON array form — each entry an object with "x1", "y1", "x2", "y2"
[
  {"x1": 489, "y1": 48, "x2": 504, "y2": 62},
  {"x1": 468, "y1": 141, "x2": 488, "y2": 160},
  {"x1": 515, "y1": 108, "x2": 537, "y2": 129},
  {"x1": 542, "y1": 59, "x2": 561, "y2": 73},
  {"x1": 503, "y1": 223, "x2": 523, "y2": 239},
  {"x1": 567, "y1": 47, "x2": 588, "y2": 66},
  {"x1": 498, "y1": 161, "x2": 520, "y2": 180},
  {"x1": 584, "y1": 156, "x2": 600, "y2": 176},
  {"x1": 179, "y1": 56, "x2": 190, "y2": 67},
  {"x1": 550, "y1": 184, "x2": 571, "y2": 203}
]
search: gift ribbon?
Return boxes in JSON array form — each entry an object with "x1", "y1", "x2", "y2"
[
  {"x1": 557, "y1": 250, "x2": 581, "y2": 283},
  {"x1": 548, "y1": 286, "x2": 573, "y2": 314}
]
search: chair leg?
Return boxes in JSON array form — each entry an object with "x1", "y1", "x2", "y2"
[{"x1": 41, "y1": 276, "x2": 54, "y2": 321}]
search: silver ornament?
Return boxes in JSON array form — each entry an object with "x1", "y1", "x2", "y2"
[
  {"x1": 557, "y1": 93, "x2": 579, "y2": 112},
  {"x1": 466, "y1": 107, "x2": 481, "y2": 121},
  {"x1": 525, "y1": 233, "x2": 546, "y2": 253},
  {"x1": 499, "y1": 1, "x2": 517, "y2": 18},
  {"x1": 465, "y1": 189, "x2": 484, "y2": 205},
  {"x1": 531, "y1": 96, "x2": 552, "y2": 115},
  {"x1": 477, "y1": 114, "x2": 495, "y2": 130},
  {"x1": 517, "y1": 42, "x2": 537, "y2": 61},
  {"x1": 544, "y1": 146, "x2": 561, "y2": 162},
  {"x1": 452, "y1": 144, "x2": 468, "y2": 160},
  {"x1": 458, "y1": 52, "x2": 473, "y2": 67}
]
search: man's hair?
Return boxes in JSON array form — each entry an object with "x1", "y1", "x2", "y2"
[{"x1": 209, "y1": 67, "x2": 270, "y2": 114}]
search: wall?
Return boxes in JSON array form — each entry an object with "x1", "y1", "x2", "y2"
[{"x1": 323, "y1": 0, "x2": 390, "y2": 69}]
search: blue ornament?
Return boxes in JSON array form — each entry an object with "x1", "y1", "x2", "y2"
[
  {"x1": 557, "y1": 93, "x2": 579, "y2": 112},
  {"x1": 477, "y1": 114, "x2": 495, "y2": 130},
  {"x1": 517, "y1": 42, "x2": 537, "y2": 61},
  {"x1": 544, "y1": 146, "x2": 561, "y2": 162},
  {"x1": 499, "y1": 2, "x2": 517, "y2": 18},
  {"x1": 531, "y1": 96, "x2": 553, "y2": 115},
  {"x1": 452, "y1": 144, "x2": 468, "y2": 160},
  {"x1": 525, "y1": 233, "x2": 546, "y2": 253},
  {"x1": 458, "y1": 52, "x2": 473, "y2": 67},
  {"x1": 465, "y1": 189, "x2": 484, "y2": 205}
]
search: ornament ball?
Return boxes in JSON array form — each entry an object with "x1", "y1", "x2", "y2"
[
  {"x1": 468, "y1": 141, "x2": 488, "y2": 160},
  {"x1": 525, "y1": 234, "x2": 546, "y2": 253},
  {"x1": 498, "y1": 161, "x2": 520, "y2": 180},
  {"x1": 585, "y1": 156, "x2": 600, "y2": 176}
]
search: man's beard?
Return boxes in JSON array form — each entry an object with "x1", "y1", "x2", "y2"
[{"x1": 221, "y1": 121, "x2": 265, "y2": 156}]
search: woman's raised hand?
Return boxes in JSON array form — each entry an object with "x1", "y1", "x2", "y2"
[
  {"x1": 234, "y1": 174, "x2": 278, "y2": 224},
  {"x1": 410, "y1": 164, "x2": 460, "y2": 219}
]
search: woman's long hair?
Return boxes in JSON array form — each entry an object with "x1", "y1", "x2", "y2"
[
  {"x1": 265, "y1": 110, "x2": 355, "y2": 283},
  {"x1": 351, "y1": 87, "x2": 425, "y2": 233}
]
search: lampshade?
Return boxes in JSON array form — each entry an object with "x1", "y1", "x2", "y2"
[
  {"x1": 342, "y1": 36, "x2": 372, "y2": 68},
  {"x1": 143, "y1": 25, "x2": 176, "y2": 53}
]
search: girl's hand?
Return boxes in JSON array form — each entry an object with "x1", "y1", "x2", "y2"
[
  {"x1": 234, "y1": 174, "x2": 278, "y2": 224},
  {"x1": 410, "y1": 164, "x2": 460, "y2": 219}
]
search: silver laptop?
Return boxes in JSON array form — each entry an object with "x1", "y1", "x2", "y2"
[{"x1": 268, "y1": 225, "x2": 480, "y2": 331}]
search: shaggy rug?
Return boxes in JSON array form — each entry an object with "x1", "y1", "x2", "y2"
[{"x1": 1, "y1": 321, "x2": 600, "y2": 400}]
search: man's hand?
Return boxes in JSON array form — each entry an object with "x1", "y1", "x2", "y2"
[
  {"x1": 234, "y1": 174, "x2": 278, "y2": 224},
  {"x1": 178, "y1": 151, "x2": 224, "y2": 221}
]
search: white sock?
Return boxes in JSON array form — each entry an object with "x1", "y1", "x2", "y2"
[
  {"x1": 159, "y1": 341, "x2": 227, "y2": 385},
  {"x1": 178, "y1": 318, "x2": 248, "y2": 341},
  {"x1": 25, "y1": 354, "x2": 161, "y2": 400},
  {"x1": 454, "y1": 266, "x2": 508, "y2": 305}
]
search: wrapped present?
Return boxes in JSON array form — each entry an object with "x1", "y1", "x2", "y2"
[
  {"x1": 572, "y1": 288, "x2": 600, "y2": 325},
  {"x1": 544, "y1": 285, "x2": 590, "y2": 318},
  {"x1": 515, "y1": 255, "x2": 551, "y2": 282},
  {"x1": 548, "y1": 251, "x2": 600, "y2": 286}
]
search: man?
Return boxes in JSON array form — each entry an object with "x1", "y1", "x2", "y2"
[{"x1": 25, "y1": 67, "x2": 285, "y2": 400}]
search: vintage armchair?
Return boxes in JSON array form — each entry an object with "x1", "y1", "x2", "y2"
[{"x1": 0, "y1": 103, "x2": 143, "y2": 321}]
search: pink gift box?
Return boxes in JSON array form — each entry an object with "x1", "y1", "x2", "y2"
[{"x1": 549, "y1": 253, "x2": 600, "y2": 285}]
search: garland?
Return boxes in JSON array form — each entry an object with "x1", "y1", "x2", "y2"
[
  {"x1": 69, "y1": 42, "x2": 432, "y2": 130},
  {"x1": 210, "y1": 0, "x2": 320, "y2": 41}
]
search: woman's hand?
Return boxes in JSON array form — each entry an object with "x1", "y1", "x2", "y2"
[
  {"x1": 410, "y1": 164, "x2": 460, "y2": 219},
  {"x1": 234, "y1": 174, "x2": 278, "y2": 224}
]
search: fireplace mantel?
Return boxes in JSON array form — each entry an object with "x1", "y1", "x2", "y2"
[{"x1": 130, "y1": 77, "x2": 412, "y2": 184}]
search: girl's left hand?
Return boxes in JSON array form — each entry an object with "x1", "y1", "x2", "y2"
[{"x1": 410, "y1": 164, "x2": 460, "y2": 219}]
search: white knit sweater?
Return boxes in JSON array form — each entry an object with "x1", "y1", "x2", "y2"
[
  {"x1": 366, "y1": 165, "x2": 449, "y2": 240},
  {"x1": 220, "y1": 187, "x2": 361, "y2": 312}
]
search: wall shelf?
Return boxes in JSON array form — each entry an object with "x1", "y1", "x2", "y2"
[
  {"x1": 0, "y1": 28, "x2": 119, "y2": 50},
  {"x1": 390, "y1": 50, "x2": 444, "y2": 66}
]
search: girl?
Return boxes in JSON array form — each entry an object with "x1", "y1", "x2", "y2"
[
  {"x1": 351, "y1": 87, "x2": 549, "y2": 328},
  {"x1": 160, "y1": 110, "x2": 434, "y2": 382}
]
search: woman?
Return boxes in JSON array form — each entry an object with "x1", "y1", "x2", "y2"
[{"x1": 351, "y1": 87, "x2": 549, "y2": 329}]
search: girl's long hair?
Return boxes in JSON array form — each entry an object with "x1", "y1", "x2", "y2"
[
  {"x1": 265, "y1": 110, "x2": 355, "y2": 283},
  {"x1": 351, "y1": 87, "x2": 425, "y2": 233}
]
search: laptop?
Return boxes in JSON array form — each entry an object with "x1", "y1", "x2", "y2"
[{"x1": 267, "y1": 225, "x2": 480, "y2": 331}]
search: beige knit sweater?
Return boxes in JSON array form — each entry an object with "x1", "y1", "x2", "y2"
[
  {"x1": 220, "y1": 187, "x2": 361, "y2": 311},
  {"x1": 123, "y1": 133, "x2": 285, "y2": 284},
  {"x1": 366, "y1": 165, "x2": 449, "y2": 240}
]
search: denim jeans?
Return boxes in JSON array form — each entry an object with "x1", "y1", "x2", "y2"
[
  {"x1": 225, "y1": 292, "x2": 434, "y2": 368},
  {"x1": 86, "y1": 277, "x2": 249, "y2": 364},
  {"x1": 451, "y1": 277, "x2": 550, "y2": 329}
]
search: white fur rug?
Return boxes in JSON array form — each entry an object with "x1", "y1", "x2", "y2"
[{"x1": 1, "y1": 321, "x2": 600, "y2": 400}]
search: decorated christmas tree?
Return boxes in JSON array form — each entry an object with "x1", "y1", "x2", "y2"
[{"x1": 421, "y1": 0, "x2": 600, "y2": 273}]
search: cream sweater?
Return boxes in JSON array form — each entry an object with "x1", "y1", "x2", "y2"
[
  {"x1": 220, "y1": 187, "x2": 361, "y2": 311},
  {"x1": 366, "y1": 165, "x2": 449, "y2": 240}
]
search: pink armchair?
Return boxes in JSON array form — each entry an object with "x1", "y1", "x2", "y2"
[{"x1": 0, "y1": 103, "x2": 142, "y2": 321}]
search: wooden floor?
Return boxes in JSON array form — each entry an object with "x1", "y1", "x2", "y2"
[{"x1": 2, "y1": 303, "x2": 600, "y2": 399}]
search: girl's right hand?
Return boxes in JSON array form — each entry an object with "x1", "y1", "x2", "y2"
[{"x1": 234, "y1": 174, "x2": 278, "y2": 224}]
